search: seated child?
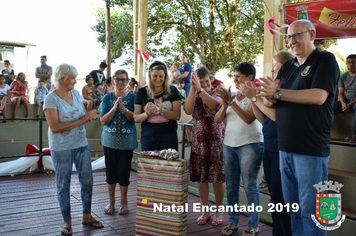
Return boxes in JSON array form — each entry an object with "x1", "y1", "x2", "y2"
[
  {"x1": 9, "y1": 72, "x2": 30, "y2": 119},
  {"x1": 34, "y1": 81, "x2": 49, "y2": 118},
  {"x1": 177, "y1": 80, "x2": 186, "y2": 104},
  {"x1": 0, "y1": 74, "x2": 11, "y2": 122},
  {"x1": 82, "y1": 75, "x2": 100, "y2": 107},
  {"x1": 94, "y1": 83, "x2": 104, "y2": 101}
]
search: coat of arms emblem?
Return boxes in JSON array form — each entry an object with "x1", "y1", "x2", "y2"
[
  {"x1": 296, "y1": 5, "x2": 309, "y2": 20},
  {"x1": 311, "y1": 180, "x2": 346, "y2": 230}
]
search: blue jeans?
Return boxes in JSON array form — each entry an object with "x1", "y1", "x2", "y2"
[
  {"x1": 141, "y1": 130, "x2": 178, "y2": 151},
  {"x1": 51, "y1": 145, "x2": 93, "y2": 222},
  {"x1": 223, "y1": 143, "x2": 263, "y2": 227},
  {"x1": 183, "y1": 82, "x2": 191, "y2": 97},
  {"x1": 279, "y1": 151, "x2": 329, "y2": 236}
]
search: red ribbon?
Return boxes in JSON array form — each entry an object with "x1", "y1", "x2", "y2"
[
  {"x1": 135, "y1": 47, "x2": 150, "y2": 62},
  {"x1": 265, "y1": 14, "x2": 289, "y2": 35},
  {"x1": 25, "y1": 143, "x2": 51, "y2": 156}
]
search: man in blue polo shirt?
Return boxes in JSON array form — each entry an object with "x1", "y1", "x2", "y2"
[{"x1": 259, "y1": 20, "x2": 339, "y2": 236}]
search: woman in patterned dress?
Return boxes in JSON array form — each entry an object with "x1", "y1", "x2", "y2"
[
  {"x1": 183, "y1": 66, "x2": 225, "y2": 226},
  {"x1": 100, "y1": 69, "x2": 137, "y2": 215}
]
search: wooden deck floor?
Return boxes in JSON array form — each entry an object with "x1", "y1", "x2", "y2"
[{"x1": 0, "y1": 170, "x2": 272, "y2": 236}]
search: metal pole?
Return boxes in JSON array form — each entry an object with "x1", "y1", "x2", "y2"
[
  {"x1": 181, "y1": 124, "x2": 186, "y2": 159},
  {"x1": 39, "y1": 118, "x2": 43, "y2": 170}
]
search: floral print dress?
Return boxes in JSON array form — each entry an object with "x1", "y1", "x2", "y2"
[{"x1": 189, "y1": 88, "x2": 225, "y2": 183}]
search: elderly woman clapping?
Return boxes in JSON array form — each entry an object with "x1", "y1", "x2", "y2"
[{"x1": 44, "y1": 64, "x2": 103, "y2": 235}]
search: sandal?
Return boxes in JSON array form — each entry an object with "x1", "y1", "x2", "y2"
[
  {"x1": 196, "y1": 214, "x2": 211, "y2": 225},
  {"x1": 61, "y1": 226, "x2": 72, "y2": 235},
  {"x1": 221, "y1": 226, "x2": 238, "y2": 235},
  {"x1": 212, "y1": 218, "x2": 223, "y2": 226},
  {"x1": 212, "y1": 212, "x2": 223, "y2": 226},
  {"x1": 82, "y1": 220, "x2": 104, "y2": 228},
  {"x1": 104, "y1": 203, "x2": 115, "y2": 214},
  {"x1": 119, "y1": 205, "x2": 128, "y2": 215},
  {"x1": 242, "y1": 229, "x2": 259, "y2": 236}
]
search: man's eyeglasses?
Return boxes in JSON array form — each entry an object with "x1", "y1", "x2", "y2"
[
  {"x1": 114, "y1": 78, "x2": 128, "y2": 83},
  {"x1": 284, "y1": 30, "x2": 311, "y2": 44}
]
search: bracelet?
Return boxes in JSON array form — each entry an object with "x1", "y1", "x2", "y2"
[
  {"x1": 122, "y1": 108, "x2": 128, "y2": 114},
  {"x1": 229, "y1": 99, "x2": 234, "y2": 106}
]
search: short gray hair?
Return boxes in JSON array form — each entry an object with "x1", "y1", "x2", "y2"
[{"x1": 54, "y1": 64, "x2": 78, "y2": 87}]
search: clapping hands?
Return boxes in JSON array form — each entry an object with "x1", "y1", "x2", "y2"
[
  {"x1": 239, "y1": 81, "x2": 258, "y2": 99},
  {"x1": 216, "y1": 86, "x2": 235, "y2": 106},
  {"x1": 87, "y1": 109, "x2": 100, "y2": 121},
  {"x1": 191, "y1": 72, "x2": 202, "y2": 92}
]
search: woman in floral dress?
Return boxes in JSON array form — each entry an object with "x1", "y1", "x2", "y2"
[{"x1": 183, "y1": 66, "x2": 225, "y2": 226}]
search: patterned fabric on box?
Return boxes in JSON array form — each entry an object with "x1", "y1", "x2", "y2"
[{"x1": 136, "y1": 157, "x2": 188, "y2": 236}]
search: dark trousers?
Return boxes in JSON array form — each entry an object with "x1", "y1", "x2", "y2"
[
  {"x1": 263, "y1": 149, "x2": 292, "y2": 236},
  {"x1": 334, "y1": 100, "x2": 356, "y2": 135},
  {"x1": 141, "y1": 130, "x2": 178, "y2": 151}
]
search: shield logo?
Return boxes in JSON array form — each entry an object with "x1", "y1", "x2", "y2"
[
  {"x1": 301, "y1": 66, "x2": 311, "y2": 76},
  {"x1": 296, "y1": 5, "x2": 309, "y2": 20},
  {"x1": 316, "y1": 193, "x2": 342, "y2": 224}
]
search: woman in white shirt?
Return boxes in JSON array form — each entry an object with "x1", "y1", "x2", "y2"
[{"x1": 215, "y1": 62, "x2": 263, "y2": 236}]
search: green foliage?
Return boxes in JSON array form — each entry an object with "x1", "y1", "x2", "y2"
[
  {"x1": 330, "y1": 49, "x2": 348, "y2": 75},
  {"x1": 92, "y1": 7, "x2": 133, "y2": 63},
  {"x1": 93, "y1": 0, "x2": 264, "y2": 73},
  {"x1": 105, "y1": 0, "x2": 132, "y2": 8},
  {"x1": 324, "y1": 39, "x2": 337, "y2": 50}
]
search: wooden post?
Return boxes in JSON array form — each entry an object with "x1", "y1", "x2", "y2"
[
  {"x1": 134, "y1": 0, "x2": 148, "y2": 86},
  {"x1": 105, "y1": 2, "x2": 111, "y2": 78},
  {"x1": 263, "y1": 0, "x2": 285, "y2": 78}
]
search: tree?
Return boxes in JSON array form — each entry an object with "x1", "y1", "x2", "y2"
[
  {"x1": 93, "y1": 0, "x2": 264, "y2": 73},
  {"x1": 92, "y1": 6, "x2": 133, "y2": 64}
]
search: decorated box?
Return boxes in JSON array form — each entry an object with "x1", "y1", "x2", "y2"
[{"x1": 135, "y1": 156, "x2": 189, "y2": 236}]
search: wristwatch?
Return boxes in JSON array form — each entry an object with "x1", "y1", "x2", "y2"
[
  {"x1": 251, "y1": 96, "x2": 257, "y2": 102},
  {"x1": 197, "y1": 88, "x2": 204, "y2": 94},
  {"x1": 273, "y1": 88, "x2": 281, "y2": 100},
  {"x1": 159, "y1": 110, "x2": 165, "y2": 116}
]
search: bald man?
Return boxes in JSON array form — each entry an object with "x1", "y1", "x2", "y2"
[{"x1": 258, "y1": 20, "x2": 339, "y2": 236}]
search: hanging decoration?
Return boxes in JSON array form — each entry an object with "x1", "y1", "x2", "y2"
[
  {"x1": 135, "y1": 47, "x2": 150, "y2": 77},
  {"x1": 265, "y1": 14, "x2": 289, "y2": 35}
]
